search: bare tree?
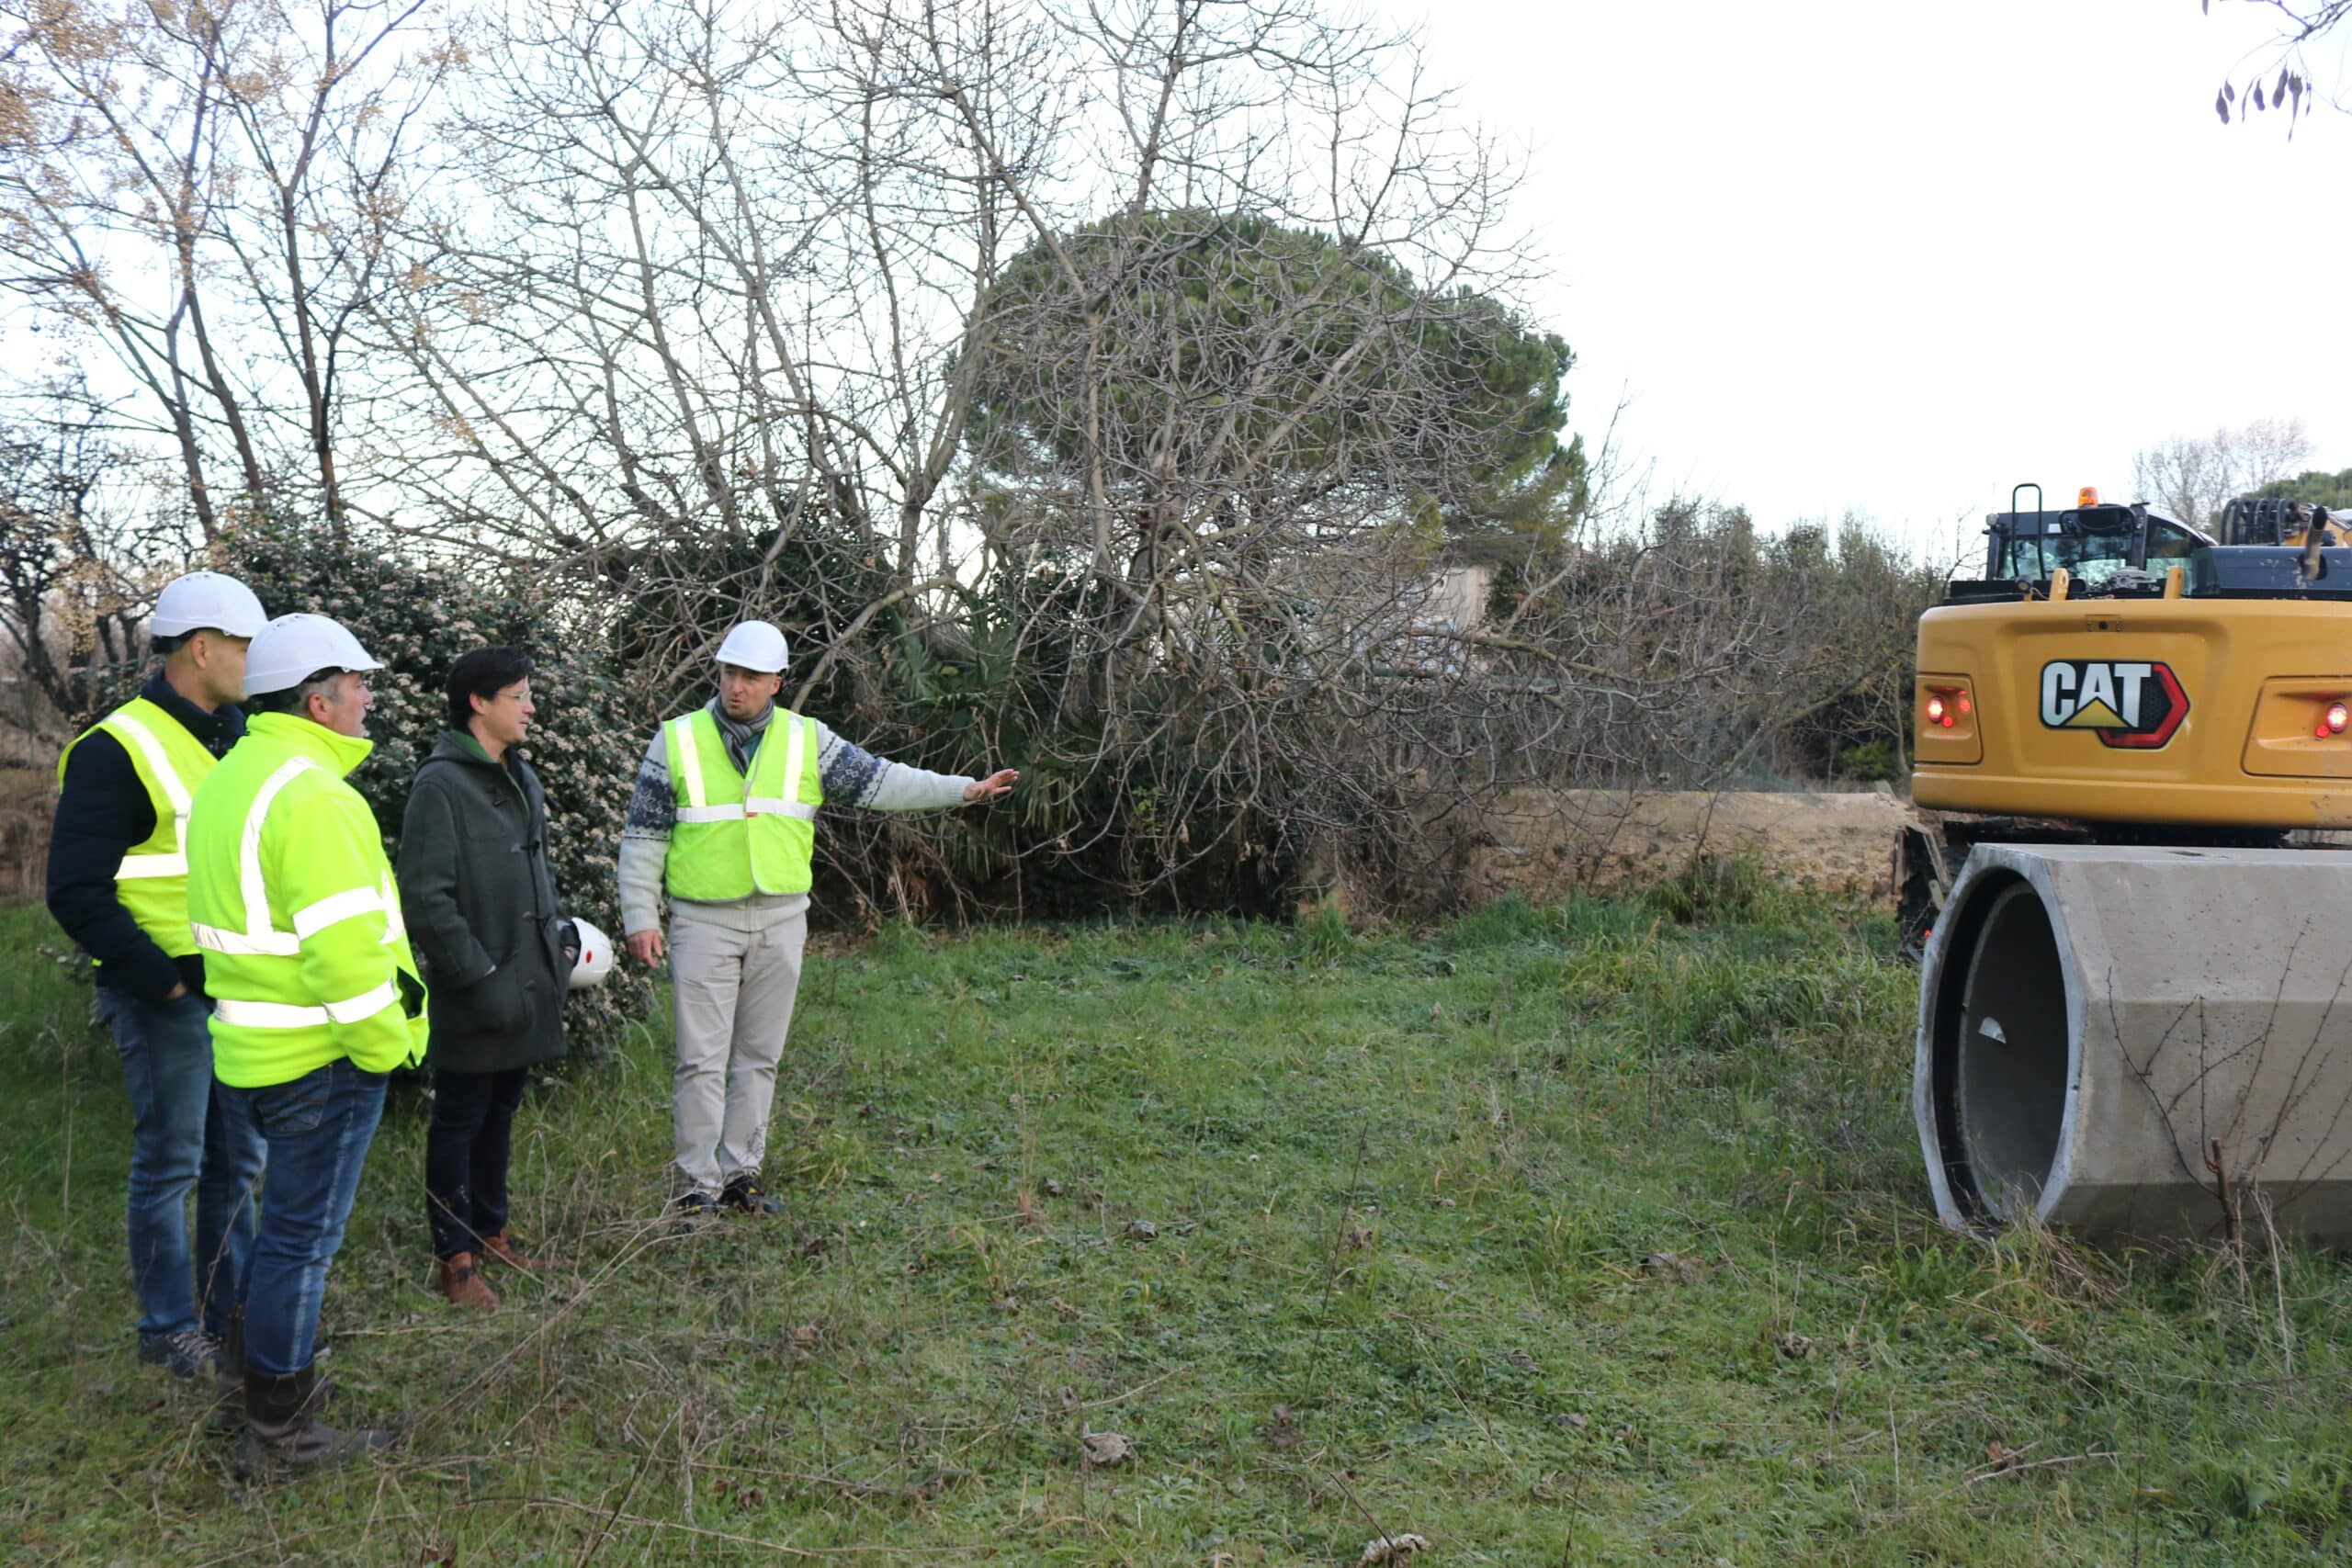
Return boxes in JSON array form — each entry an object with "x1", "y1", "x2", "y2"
[
  {"x1": 2132, "y1": 416, "x2": 2313, "y2": 529},
  {"x1": 0, "y1": 376, "x2": 190, "y2": 728},
  {"x1": 354, "y1": 3, "x2": 1522, "y2": 879},
  {"x1": 0, "y1": 0, "x2": 455, "y2": 534},
  {"x1": 6, "y1": 0, "x2": 1910, "y2": 916}
]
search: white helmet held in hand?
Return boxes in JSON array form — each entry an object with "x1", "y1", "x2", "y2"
[
  {"x1": 151, "y1": 571, "x2": 267, "y2": 640},
  {"x1": 243, "y1": 613, "x2": 383, "y2": 696},
  {"x1": 567, "y1": 918, "x2": 614, "y2": 989},
  {"x1": 713, "y1": 619, "x2": 789, "y2": 673}
]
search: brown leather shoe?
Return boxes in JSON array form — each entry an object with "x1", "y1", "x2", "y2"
[
  {"x1": 433, "y1": 1252, "x2": 501, "y2": 1310},
  {"x1": 479, "y1": 1231, "x2": 548, "y2": 1271}
]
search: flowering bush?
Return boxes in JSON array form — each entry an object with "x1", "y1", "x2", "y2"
[{"x1": 81, "y1": 515, "x2": 652, "y2": 1055}]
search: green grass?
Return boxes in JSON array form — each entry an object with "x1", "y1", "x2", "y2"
[{"x1": 3, "y1": 884, "x2": 2349, "y2": 1564}]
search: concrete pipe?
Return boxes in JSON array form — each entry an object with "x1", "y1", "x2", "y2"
[{"x1": 1914, "y1": 843, "x2": 2352, "y2": 1244}]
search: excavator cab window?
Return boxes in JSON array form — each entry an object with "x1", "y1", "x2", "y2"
[
  {"x1": 2143, "y1": 519, "x2": 2201, "y2": 561},
  {"x1": 1988, "y1": 506, "x2": 2142, "y2": 586},
  {"x1": 1950, "y1": 491, "x2": 2217, "y2": 603}
]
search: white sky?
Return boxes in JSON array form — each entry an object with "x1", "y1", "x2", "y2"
[{"x1": 1388, "y1": 0, "x2": 2352, "y2": 555}]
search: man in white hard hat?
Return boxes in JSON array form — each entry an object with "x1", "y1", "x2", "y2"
[
  {"x1": 618, "y1": 619, "x2": 1016, "y2": 1219},
  {"x1": 186, "y1": 612, "x2": 426, "y2": 1471},
  {"x1": 47, "y1": 570, "x2": 270, "y2": 1392}
]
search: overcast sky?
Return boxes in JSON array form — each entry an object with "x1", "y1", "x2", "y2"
[{"x1": 1386, "y1": 1, "x2": 2352, "y2": 554}]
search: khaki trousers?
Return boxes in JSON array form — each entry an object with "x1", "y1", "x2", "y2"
[{"x1": 668, "y1": 901, "x2": 807, "y2": 1197}]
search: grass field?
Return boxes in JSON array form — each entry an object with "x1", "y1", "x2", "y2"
[{"x1": 4, "y1": 874, "x2": 2349, "y2": 1565}]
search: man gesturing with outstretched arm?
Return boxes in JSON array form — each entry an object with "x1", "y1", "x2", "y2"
[{"x1": 617, "y1": 621, "x2": 1015, "y2": 1220}]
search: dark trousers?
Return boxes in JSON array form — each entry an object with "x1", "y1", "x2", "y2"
[{"x1": 425, "y1": 1066, "x2": 529, "y2": 1258}]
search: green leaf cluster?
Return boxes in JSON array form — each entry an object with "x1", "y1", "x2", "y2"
[{"x1": 966, "y1": 209, "x2": 1584, "y2": 559}]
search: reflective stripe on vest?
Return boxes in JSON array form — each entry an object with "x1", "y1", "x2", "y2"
[
  {"x1": 189, "y1": 756, "x2": 408, "y2": 967},
  {"x1": 213, "y1": 977, "x2": 400, "y2": 1030},
  {"x1": 102, "y1": 711, "x2": 193, "y2": 880},
  {"x1": 668, "y1": 710, "x2": 819, "y2": 823}
]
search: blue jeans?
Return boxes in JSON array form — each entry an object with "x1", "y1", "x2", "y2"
[
  {"x1": 96, "y1": 987, "x2": 265, "y2": 1342},
  {"x1": 213, "y1": 1059, "x2": 388, "y2": 1378}
]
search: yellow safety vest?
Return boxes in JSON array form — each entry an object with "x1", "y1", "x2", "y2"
[
  {"x1": 185, "y1": 713, "x2": 427, "y2": 1087},
  {"x1": 56, "y1": 696, "x2": 218, "y2": 961},
  {"x1": 662, "y1": 707, "x2": 824, "y2": 900}
]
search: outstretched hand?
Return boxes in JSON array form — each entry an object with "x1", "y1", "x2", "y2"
[{"x1": 963, "y1": 768, "x2": 1019, "y2": 802}]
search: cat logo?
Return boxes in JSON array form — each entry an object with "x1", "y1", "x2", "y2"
[{"x1": 2039, "y1": 660, "x2": 2189, "y2": 749}]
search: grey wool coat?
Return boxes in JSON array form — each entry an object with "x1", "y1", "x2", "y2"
[{"x1": 397, "y1": 731, "x2": 571, "y2": 1074}]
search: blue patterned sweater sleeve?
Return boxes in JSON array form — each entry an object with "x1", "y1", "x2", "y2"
[
  {"x1": 814, "y1": 719, "x2": 973, "y2": 811},
  {"x1": 616, "y1": 729, "x2": 677, "y2": 934}
]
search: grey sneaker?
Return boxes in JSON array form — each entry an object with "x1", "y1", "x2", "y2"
[{"x1": 138, "y1": 1327, "x2": 222, "y2": 1381}]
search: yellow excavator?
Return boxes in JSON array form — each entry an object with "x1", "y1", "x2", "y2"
[{"x1": 1905, "y1": 486, "x2": 2352, "y2": 1245}]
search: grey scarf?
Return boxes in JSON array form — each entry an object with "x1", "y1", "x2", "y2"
[{"x1": 706, "y1": 695, "x2": 775, "y2": 774}]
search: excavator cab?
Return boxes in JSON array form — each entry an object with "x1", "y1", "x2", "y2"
[{"x1": 1961, "y1": 485, "x2": 2211, "y2": 596}]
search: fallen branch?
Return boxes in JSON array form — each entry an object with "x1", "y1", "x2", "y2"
[{"x1": 1964, "y1": 1450, "x2": 2124, "y2": 1487}]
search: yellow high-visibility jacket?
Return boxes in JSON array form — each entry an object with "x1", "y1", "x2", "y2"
[{"x1": 185, "y1": 712, "x2": 428, "y2": 1087}]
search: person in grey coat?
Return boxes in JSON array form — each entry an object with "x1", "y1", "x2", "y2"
[{"x1": 397, "y1": 648, "x2": 575, "y2": 1309}]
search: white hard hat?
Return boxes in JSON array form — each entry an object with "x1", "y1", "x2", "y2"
[
  {"x1": 243, "y1": 613, "x2": 383, "y2": 696},
  {"x1": 151, "y1": 571, "x2": 267, "y2": 640},
  {"x1": 713, "y1": 620, "x2": 789, "y2": 673},
  {"x1": 567, "y1": 917, "x2": 614, "y2": 989}
]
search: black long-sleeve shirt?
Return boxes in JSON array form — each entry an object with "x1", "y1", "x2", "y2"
[{"x1": 46, "y1": 671, "x2": 245, "y2": 1003}]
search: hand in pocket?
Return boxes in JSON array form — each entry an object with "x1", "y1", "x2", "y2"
[{"x1": 469, "y1": 965, "x2": 531, "y2": 1033}]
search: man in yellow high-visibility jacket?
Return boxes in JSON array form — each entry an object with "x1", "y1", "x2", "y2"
[
  {"x1": 47, "y1": 571, "x2": 270, "y2": 1390},
  {"x1": 617, "y1": 620, "x2": 1016, "y2": 1218},
  {"x1": 187, "y1": 612, "x2": 426, "y2": 1472}
]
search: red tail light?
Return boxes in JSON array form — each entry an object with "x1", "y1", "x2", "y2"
[
  {"x1": 2324, "y1": 700, "x2": 2350, "y2": 738},
  {"x1": 1926, "y1": 694, "x2": 1947, "y2": 724}
]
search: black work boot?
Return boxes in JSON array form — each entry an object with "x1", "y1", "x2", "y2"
[
  {"x1": 236, "y1": 1364, "x2": 392, "y2": 1475},
  {"x1": 215, "y1": 1312, "x2": 334, "y2": 1435},
  {"x1": 719, "y1": 1176, "x2": 782, "y2": 1217}
]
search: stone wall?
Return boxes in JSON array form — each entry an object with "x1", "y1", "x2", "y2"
[{"x1": 1439, "y1": 787, "x2": 1911, "y2": 907}]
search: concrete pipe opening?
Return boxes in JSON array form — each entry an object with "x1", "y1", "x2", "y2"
[
  {"x1": 1949, "y1": 882, "x2": 2070, "y2": 1220},
  {"x1": 1921, "y1": 869, "x2": 2075, "y2": 1226}
]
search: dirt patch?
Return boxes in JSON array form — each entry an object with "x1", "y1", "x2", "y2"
[
  {"x1": 1453, "y1": 788, "x2": 1911, "y2": 906},
  {"x1": 0, "y1": 766, "x2": 51, "y2": 902}
]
